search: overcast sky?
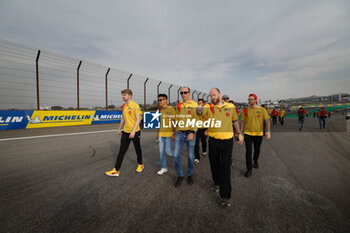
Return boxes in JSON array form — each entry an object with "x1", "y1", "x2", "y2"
[{"x1": 1, "y1": 0, "x2": 349, "y2": 102}]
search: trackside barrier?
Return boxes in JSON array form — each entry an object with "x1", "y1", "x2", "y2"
[{"x1": 0, "y1": 110, "x2": 122, "y2": 130}]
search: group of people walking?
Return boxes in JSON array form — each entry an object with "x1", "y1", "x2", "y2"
[
  {"x1": 297, "y1": 106, "x2": 329, "y2": 131},
  {"x1": 270, "y1": 108, "x2": 285, "y2": 126},
  {"x1": 105, "y1": 87, "x2": 271, "y2": 207}
]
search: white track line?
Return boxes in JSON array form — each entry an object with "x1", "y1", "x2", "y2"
[{"x1": 0, "y1": 129, "x2": 118, "y2": 142}]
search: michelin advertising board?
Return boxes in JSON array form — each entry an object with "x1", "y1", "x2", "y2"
[{"x1": 0, "y1": 110, "x2": 122, "y2": 130}]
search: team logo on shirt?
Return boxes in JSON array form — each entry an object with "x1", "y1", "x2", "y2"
[{"x1": 226, "y1": 113, "x2": 230, "y2": 117}]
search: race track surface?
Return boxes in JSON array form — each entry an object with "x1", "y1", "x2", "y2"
[{"x1": 1, "y1": 116, "x2": 349, "y2": 233}]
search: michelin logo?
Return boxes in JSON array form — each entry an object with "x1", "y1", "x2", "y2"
[
  {"x1": 143, "y1": 110, "x2": 161, "y2": 129},
  {"x1": 92, "y1": 114, "x2": 122, "y2": 121}
]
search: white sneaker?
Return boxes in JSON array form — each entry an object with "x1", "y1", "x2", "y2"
[
  {"x1": 203, "y1": 151, "x2": 207, "y2": 156},
  {"x1": 194, "y1": 159, "x2": 200, "y2": 165},
  {"x1": 157, "y1": 168, "x2": 168, "y2": 175}
]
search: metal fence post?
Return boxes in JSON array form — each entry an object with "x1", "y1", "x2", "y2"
[
  {"x1": 105, "y1": 68, "x2": 110, "y2": 110},
  {"x1": 192, "y1": 90, "x2": 196, "y2": 101},
  {"x1": 168, "y1": 84, "x2": 173, "y2": 105},
  {"x1": 177, "y1": 87, "x2": 182, "y2": 103},
  {"x1": 35, "y1": 50, "x2": 41, "y2": 110},
  {"x1": 157, "y1": 81, "x2": 162, "y2": 97},
  {"x1": 144, "y1": 78, "x2": 149, "y2": 111},
  {"x1": 127, "y1": 73, "x2": 133, "y2": 89},
  {"x1": 197, "y1": 92, "x2": 201, "y2": 101},
  {"x1": 77, "y1": 60, "x2": 82, "y2": 110}
]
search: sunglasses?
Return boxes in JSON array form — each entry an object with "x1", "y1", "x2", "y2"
[
  {"x1": 180, "y1": 91, "x2": 189, "y2": 95},
  {"x1": 158, "y1": 99, "x2": 166, "y2": 102}
]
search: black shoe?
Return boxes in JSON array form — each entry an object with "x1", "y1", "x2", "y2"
[
  {"x1": 253, "y1": 161, "x2": 259, "y2": 169},
  {"x1": 245, "y1": 170, "x2": 252, "y2": 177},
  {"x1": 187, "y1": 175, "x2": 193, "y2": 185},
  {"x1": 211, "y1": 185, "x2": 219, "y2": 192},
  {"x1": 220, "y1": 198, "x2": 232, "y2": 207},
  {"x1": 175, "y1": 176, "x2": 184, "y2": 187}
]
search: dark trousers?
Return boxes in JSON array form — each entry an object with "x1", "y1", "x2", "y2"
[
  {"x1": 208, "y1": 137, "x2": 233, "y2": 199},
  {"x1": 244, "y1": 134, "x2": 263, "y2": 171},
  {"x1": 279, "y1": 116, "x2": 284, "y2": 125},
  {"x1": 114, "y1": 131, "x2": 142, "y2": 171},
  {"x1": 272, "y1": 116, "x2": 277, "y2": 125},
  {"x1": 195, "y1": 128, "x2": 207, "y2": 160}
]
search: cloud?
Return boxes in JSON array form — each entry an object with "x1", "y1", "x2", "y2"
[{"x1": 0, "y1": 0, "x2": 349, "y2": 103}]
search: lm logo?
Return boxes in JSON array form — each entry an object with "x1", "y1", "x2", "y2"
[{"x1": 143, "y1": 110, "x2": 161, "y2": 129}]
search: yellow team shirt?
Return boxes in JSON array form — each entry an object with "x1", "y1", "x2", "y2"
[
  {"x1": 241, "y1": 106, "x2": 269, "y2": 136},
  {"x1": 203, "y1": 102, "x2": 238, "y2": 140},
  {"x1": 159, "y1": 105, "x2": 176, "y2": 137},
  {"x1": 122, "y1": 100, "x2": 142, "y2": 133},
  {"x1": 197, "y1": 103, "x2": 210, "y2": 129},
  {"x1": 279, "y1": 109, "x2": 285, "y2": 117},
  {"x1": 175, "y1": 99, "x2": 198, "y2": 132}
]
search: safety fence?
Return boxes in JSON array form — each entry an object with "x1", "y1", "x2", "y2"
[{"x1": 0, "y1": 39, "x2": 208, "y2": 111}]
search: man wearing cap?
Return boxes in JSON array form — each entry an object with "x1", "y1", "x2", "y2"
[
  {"x1": 318, "y1": 106, "x2": 328, "y2": 129},
  {"x1": 173, "y1": 87, "x2": 198, "y2": 187},
  {"x1": 200, "y1": 88, "x2": 243, "y2": 207},
  {"x1": 297, "y1": 107, "x2": 308, "y2": 131},
  {"x1": 240, "y1": 94, "x2": 271, "y2": 177},
  {"x1": 222, "y1": 95, "x2": 230, "y2": 103}
]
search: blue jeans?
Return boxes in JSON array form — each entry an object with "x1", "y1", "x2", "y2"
[
  {"x1": 298, "y1": 118, "x2": 304, "y2": 129},
  {"x1": 174, "y1": 132, "x2": 196, "y2": 177},
  {"x1": 319, "y1": 117, "x2": 326, "y2": 128},
  {"x1": 159, "y1": 136, "x2": 174, "y2": 169}
]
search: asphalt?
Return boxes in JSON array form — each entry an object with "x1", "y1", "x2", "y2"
[{"x1": 0, "y1": 113, "x2": 349, "y2": 233}]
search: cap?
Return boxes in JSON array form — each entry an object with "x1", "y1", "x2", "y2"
[
  {"x1": 249, "y1": 93, "x2": 258, "y2": 100},
  {"x1": 222, "y1": 95, "x2": 229, "y2": 99}
]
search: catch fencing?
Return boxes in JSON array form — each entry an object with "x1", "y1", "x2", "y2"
[{"x1": 0, "y1": 39, "x2": 208, "y2": 111}]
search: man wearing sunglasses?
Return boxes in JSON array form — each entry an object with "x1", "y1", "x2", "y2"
[
  {"x1": 240, "y1": 94, "x2": 271, "y2": 178},
  {"x1": 174, "y1": 87, "x2": 198, "y2": 187},
  {"x1": 156, "y1": 94, "x2": 175, "y2": 175}
]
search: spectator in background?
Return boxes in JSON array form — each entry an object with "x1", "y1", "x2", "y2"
[
  {"x1": 297, "y1": 107, "x2": 308, "y2": 131},
  {"x1": 271, "y1": 108, "x2": 278, "y2": 125},
  {"x1": 278, "y1": 108, "x2": 285, "y2": 125},
  {"x1": 318, "y1": 106, "x2": 328, "y2": 129}
]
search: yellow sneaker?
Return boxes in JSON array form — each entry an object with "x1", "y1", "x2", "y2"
[
  {"x1": 136, "y1": 164, "x2": 144, "y2": 173},
  {"x1": 105, "y1": 168, "x2": 120, "y2": 177}
]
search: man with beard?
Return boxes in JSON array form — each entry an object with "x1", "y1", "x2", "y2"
[
  {"x1": 240, "y1": 94, "x2": 271, "y2": 177},
  {"x1": 199, "y1": 88, "x2": 243, "y2": 207},
  {"x1": 105, "y1": 89, "x2": 143, "y2": 176}
]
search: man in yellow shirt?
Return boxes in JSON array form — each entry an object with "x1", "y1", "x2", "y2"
[
  {"x1": 105, "y1": 89, "x2": 143, "y2": 176},
  {"x1": 278, "y1": 108, "x2": 285, "y2": 125},
  {"x1": 240, "y1": 94, "x2": 271, "y2": 177},
  {"x1": 174, "y1": 87, "x2": 198, "y2": 187},
  {"x1": 200, "y1": 88, "x2": 243, "y2": 207},
  {"x1": 194, "y1": 98, "x2": 208, "y2": 165},
  {"x1": 156, "y1": 94, "x2": 175, "y2": 175}
]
